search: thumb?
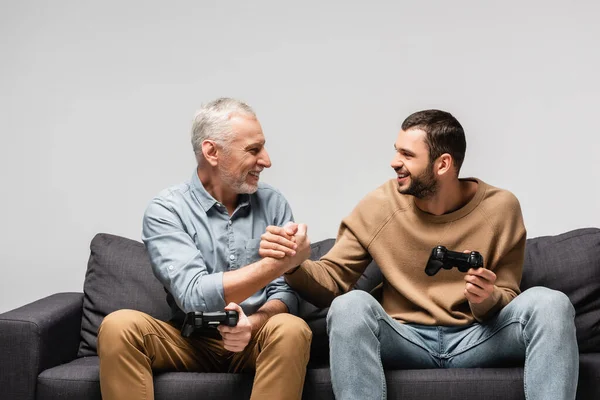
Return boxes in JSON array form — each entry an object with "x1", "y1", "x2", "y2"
[
  {"x1": 283, "y1": 222, "x2": 299, "y2": 236},
  {"x1": 224, "y1": 302, "x2": 244, "y2": 316},
  {"x1": 296, "y1": 223, "x2": 308, "y2": 236}
]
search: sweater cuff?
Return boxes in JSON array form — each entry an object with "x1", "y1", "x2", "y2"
[
  {"x1": 284, "y1": 264, "x2": 337, "y2": 309},
  {"x1": 469, "y1": 286, "x2": 503, "y2": 322}
]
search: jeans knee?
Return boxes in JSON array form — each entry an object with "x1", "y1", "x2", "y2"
[
  {"x1": 327, "y1": 290, "x2": 381, "y2": 338},
  {"x1": 519, "y1": 287, "x2": 576, "y2": 332},
  {"x1": 328, "y1": 290, "x2": 376, "y2": 320},
  {"x1": 525, "y1": 287, "x2": 574, "y2": 316}
]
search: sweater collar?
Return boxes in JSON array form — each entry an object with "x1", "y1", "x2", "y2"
[{"x1": 409, "y1": 178, "x2": 487, "y2": 224}]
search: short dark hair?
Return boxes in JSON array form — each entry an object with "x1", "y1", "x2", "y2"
[{"x1": 401, "y1": 110, "x2": 466, "y2": 174}]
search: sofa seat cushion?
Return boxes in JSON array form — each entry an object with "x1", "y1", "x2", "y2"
[
  {"x1": 36, "y1": 357, "x2": 335, "y2": 400},
  {"x1": 521, "y1": 228, "x2": 600, "y2": 353},
  {"x1": 578, "y1": 353, "x2": 600, "y2": 398},
  {"x1": 37, "y1": 357, "x2": 101, "y2": 400},
  {"x1": 385, "y1": 367, "x2": 525, "y2": 400},
  {"x1": 37, "y1": 356, "x2": 255, "y2": 400},
  {"x1": 34, "y1": 354, "x2": 600, "y2": 400}
]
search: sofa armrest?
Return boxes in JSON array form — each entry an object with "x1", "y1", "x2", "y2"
[{"x1": 0, "y1": 292, "x2": 84, "y2": 400}]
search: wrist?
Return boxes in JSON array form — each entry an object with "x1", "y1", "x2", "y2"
[
  {"x1": 285, "y1": 265, "x2": 301, "y2": 275},
  {"x1": 261, "y1": 255, "x2": 295, "y2": 274},
  {"x1": 248, "y1": 312, "x2": 267, "y2": 337}
]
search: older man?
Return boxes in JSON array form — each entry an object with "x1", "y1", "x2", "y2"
[{"x1": 97, "y1": 98, "x2": 312, "y2": 400}]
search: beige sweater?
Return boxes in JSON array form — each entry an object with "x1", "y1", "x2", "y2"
[{"x1": 286, "y1": 178, "x2": 526, "y2": 325}]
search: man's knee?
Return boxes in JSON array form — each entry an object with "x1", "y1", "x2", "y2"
[
  {"x1": 517, "y1": 287, "x2": 576, "y2": 328},
  {"x1": 521, "y1": 287, "x2": 574, "y2": 314},
  {"x1": 97, "y1": 309, "x2": 149, "y2": 356},
  {"x1": 262, "y1": 313, "x2": 312, "y2": 349},
  {"x1": 328, "y1": 290, "x2": 377, "y2": 320},
  {"x1": 326, "y1": 290, "x2": 382, "y2": 340}
]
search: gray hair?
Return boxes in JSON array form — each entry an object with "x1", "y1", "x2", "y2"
[{"x1": 191, "y1": 98, "x2": 256, "y2": 157}]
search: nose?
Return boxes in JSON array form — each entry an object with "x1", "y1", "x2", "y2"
[
  {"x1": 258, "y1": 148, "x2": 272, "y2": 169},
  {"x1": 390, "y1": 153, "x2": 403, "y2": 170}
]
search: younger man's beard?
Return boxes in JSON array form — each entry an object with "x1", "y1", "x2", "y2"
[{"x1": 399, "y1": 163, "x2": 438, "y2": 199}]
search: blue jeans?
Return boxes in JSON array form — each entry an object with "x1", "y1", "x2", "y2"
[{"x1": 327, "y1": 287, "x2": 578, "y2": 400}]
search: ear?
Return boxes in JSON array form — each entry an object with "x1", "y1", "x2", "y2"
[
  {"x1": 201, "y1": 140, "x2": 219, "y2": 167},
  {"x1": 435, "y1": 153, "x2": 454, "y2": 177}
]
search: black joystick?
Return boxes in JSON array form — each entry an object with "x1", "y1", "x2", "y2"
[
  {"x1": 181, "y1": 310, "x2": 239, "y2": 337},
  {"x1": 425, "y1": 245, "x2": 484, "y2": 276}
]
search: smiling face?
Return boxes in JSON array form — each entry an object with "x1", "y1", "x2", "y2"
[
  {"x1": 390, "y1": 128, "x2": 438, "y2": 199},
  {"x1": 218, "y1": 115, "x2": 272, "y2": 194}
]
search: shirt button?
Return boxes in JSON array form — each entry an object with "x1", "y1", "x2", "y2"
[
  {"x1": 229, "y1": 254, "x2": 235, "y2": 261},
  {"x1": 228, "y1": 220, "x2": 232, "y2": 225},
  {"x1": 168, "y1": 265, "x2": 174, "y2": 271}
]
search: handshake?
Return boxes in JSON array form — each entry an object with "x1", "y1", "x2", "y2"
[{"x1": 259, "y1": 222, "x2": 312, "y2": 273}]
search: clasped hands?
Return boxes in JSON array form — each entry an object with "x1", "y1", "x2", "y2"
[{"x1": 259, "y1": 222, "x2": 312, "y2": 273}]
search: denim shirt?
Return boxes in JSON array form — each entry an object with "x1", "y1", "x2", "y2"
[{"x1": 142, "y1": 170, "x2": 299, "y2": 319}]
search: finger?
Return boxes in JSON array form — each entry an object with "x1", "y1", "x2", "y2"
[
  {"x1": 260, "y1": 235, "x2": 297, "y2": 253},
  {"x1": 261, "y1": 232, "x2": 297, "y2": 249},
  {"x1": 219, "y1": 330, "x2": 251, "y2": 346},
  {"x1": 296, "y1": 223, "x2": 308, "y2": 236},
  {"x1": 222, "y1": 341, "x2": 240, "y2": 352},
  {"x1": 218, "y1": 325, "x2": 238, "y2": 335},
  {"x1": 259, "y1": 241, "x2": 295, "y2": 258},
  {"x1": 223, "y1": 335, "x2": 251, "y2": 346},
  {"x1": 224, "y1": 343, "x2": 246, "y2": 353},
  {"x1": 220, "y1": 332, "x2": 247, "y2": 343},
  {"x1": 218, "y1": 322, "x2": 249, "y2": 334},
  {"x1": 258, "y1": 248, "x2": 287, "y2": 259},
  {"x1": 464, "y1": 289, "x2": 484, "y2": 304},
  {"x1": 464, "y1": 274, "x2": 487, "y2": 290},
  {"x1": 465, "y1": 282, "x2": 486, "y2": 298},
  {"x1": 224, "y1": 302, "x2": 244, "y2": 317},
  {"x1": 265, "y1": 226, "x2": 294, "y2": 240},
  {"x1": 468, "y1": 268, "x2": 496, "y2": 282},
  {"x1": 283, "y1": 222, "x2": 299, "y2": 236},
  {"x1": 463, "y1": 250, "x2": 471, "y2": 253}
]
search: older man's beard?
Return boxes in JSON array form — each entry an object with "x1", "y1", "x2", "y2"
[
  {"x1": 398, "y1": 163, "x2": 438, "y2": 199},
  {"x1": 219, "y1": 167, "x2": 259, "y2": 194}
]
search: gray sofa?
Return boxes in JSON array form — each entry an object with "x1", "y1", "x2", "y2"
[{"x1": 1, "y1": 228, "x2": 599, "y2": 400}]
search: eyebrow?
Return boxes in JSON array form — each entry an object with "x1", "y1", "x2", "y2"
[
  {"x1": 394, "y1": 146, "x2": 416, "y2": 157},
  {"x1": 244, "y1": 141, "x2": 265, "y2": 150}
]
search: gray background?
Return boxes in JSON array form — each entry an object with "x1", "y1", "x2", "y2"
[{"x1": 1, "y1": 0, "x2": 599, "y2": 313}]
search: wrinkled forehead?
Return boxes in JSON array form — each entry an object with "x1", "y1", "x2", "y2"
[{"x1": 229, "y1": 114, "x2": 265, "y2": 144}]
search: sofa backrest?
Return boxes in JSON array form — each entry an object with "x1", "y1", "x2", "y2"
[
  {"x1": 78, "y1": 233, "x2": 171, "y2": 356},
  {"x1": 520, "y1": 228, "x2": 600, "y2": 352},
  {"x1": 79, "y1": 228, "x2": 600, "y2": 357}
]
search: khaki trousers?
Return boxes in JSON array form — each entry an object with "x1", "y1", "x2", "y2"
[{"x1": 97, "y1": 309, "x2": 312, "y2": 400}]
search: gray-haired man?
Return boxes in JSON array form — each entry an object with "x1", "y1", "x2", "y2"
[{"x1": 97, "y1": 98, "x2": 312, "y2": 400}]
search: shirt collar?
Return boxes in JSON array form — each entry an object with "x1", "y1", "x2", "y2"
[
  {"x1": 191, "y1": 170, "x2": 252, "y2": 212},
  {"x1": 191, "y1": 170, "x2": 219, "y2": 211}
]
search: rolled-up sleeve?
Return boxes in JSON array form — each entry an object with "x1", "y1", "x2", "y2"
[
  {"x1": 265, "y1": 276, "x2": 299, "y2": 315},
  {"x1": 142, "y1": 198, "x2": 226, "y2": 313}
]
